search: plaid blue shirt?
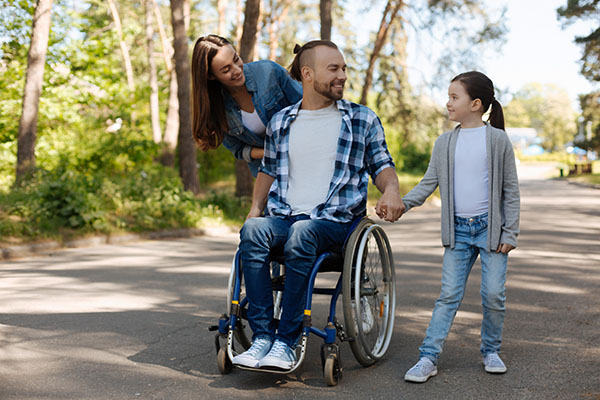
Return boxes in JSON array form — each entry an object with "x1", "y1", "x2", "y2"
[{"x1": 259, "y1": 99, "x2": 395, "y2": 223}]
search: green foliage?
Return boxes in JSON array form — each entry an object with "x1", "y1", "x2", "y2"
[
  {"x1": 0, "y1": 133, "x2": 227, "y2": 241},
  {"x1": 504, "y1": 83, "x2": 577, "y2": 151},
  {"x1": 576, "y1": 90, "x2": 600, "y2": 152},
  {"x1": 557, "y1": 0, "x2": 600, "y2": 82}
]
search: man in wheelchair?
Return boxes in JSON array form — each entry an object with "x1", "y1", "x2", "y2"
[{"x1": 232, "y1": 40, "x2": 405, "y2": 370}]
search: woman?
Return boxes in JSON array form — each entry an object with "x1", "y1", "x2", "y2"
[{"x1": 191, "y1": 35, "x2": 302, "y2": 176}]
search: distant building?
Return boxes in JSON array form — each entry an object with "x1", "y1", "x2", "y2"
[{"x1": 506, "y1": 127, "x2": 542, "y2": 154}]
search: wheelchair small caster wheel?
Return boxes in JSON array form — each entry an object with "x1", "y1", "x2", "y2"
[
  {"x1": 217, "y1": 347, "x2": 233, "y2": 374},
  {"x1": 323, "y1": 354, "x2": 341, "y2": 386}
]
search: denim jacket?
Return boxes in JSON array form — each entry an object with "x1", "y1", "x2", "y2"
[{"x1": 222, "y1": 60, "x2": 302, "y2": 176}]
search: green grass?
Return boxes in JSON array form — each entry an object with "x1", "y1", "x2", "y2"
[{"x1": 567, "y1": 173, "x2": 600, "y2": 185}]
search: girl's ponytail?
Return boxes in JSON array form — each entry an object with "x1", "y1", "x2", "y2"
[{"x1": 488, "y1": 99, "x2": 505, "y2": 131}]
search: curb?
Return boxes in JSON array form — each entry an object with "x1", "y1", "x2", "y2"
[
  {"x1": 0, "y1": 226, "x2": 235, "y2": 261},
  {"x1": 566, "y1": 180, "x2": 600, "y2": 190}
]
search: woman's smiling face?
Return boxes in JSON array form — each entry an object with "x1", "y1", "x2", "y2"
[{"x1": 210, "y1": 44, "x2": 245, "y2": 88}]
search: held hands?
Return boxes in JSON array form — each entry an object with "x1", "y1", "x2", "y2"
[
  {"x1": 375, "y1": 190, "x2": 406, "y2": 222},
  {"x1": 496, "y1": 243, "x2": 515, "y2": 254}
]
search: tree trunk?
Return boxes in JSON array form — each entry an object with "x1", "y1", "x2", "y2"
[
  {"x1": 235, "y1": 0, "x2": 261, "y2": 196},
  {"x1": 217, "y1": 0, "x2": 228, "y2": 36},
  {"x1": 145, "y1": 0, "x2": 161, "y2": 143},
  {"x1": 152, "y1": 0, "x2": 177, "y2": 166},
  {"x1": 320, "y1": 0, "x2": 333, "y2": 41},
  {"x1": 170, "y1": 0, "x2": 199, "y2": 193},
  {"x1": 359, "y1": 0, "x2": 403, "y2": 105},
  {"x1": 266, "y1": 0, "x2": 290, "y2": 61},
  {"x1": 160, "y1": 68, "x2": 179, "y2": 166},
  {"x1": 152, "y1": 0, "x2": 172, "y2": 73},
  {"x1": 107, "y1": 0, "x2": 135, "y2": 92},
  {"x1": 235, "y1": 0, "x2": 244, "y2": 47},
  {"x1": 239, "y1": 0, "x2": 261, "y2": 62},
  {"x1": 16, "y1": 0, "x2": 53, "y2": 183}
]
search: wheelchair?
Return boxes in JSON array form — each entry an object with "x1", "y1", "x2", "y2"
[{"x1": 210, "y1": 216, "x2": 395, "y2": 386}]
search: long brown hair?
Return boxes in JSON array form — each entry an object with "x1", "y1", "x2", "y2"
[
  {"x1": 451, "y1": 71, "x2": 505, "y2": 130},
  {"x1": 191, "y1": 35, "x2": 231, "y2": 150}
]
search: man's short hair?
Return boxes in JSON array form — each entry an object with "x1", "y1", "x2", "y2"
[{"x1": 289, "y1": 40, "x2": 339, "y2": 81}]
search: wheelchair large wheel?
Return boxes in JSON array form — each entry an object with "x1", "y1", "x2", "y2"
[{"x1": 342, "y1": 218, "x2": 396, "y2": 367}]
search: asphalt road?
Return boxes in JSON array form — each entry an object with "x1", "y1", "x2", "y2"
[{"x1": 1, "y1": 165, "x2": 599, "y2": 400}]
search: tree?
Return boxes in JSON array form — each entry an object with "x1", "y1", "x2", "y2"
[
  {"x1": 358, "y1": 0, "x2": 506, "y2": 106},
  {"x1": 557, "y1": 0, "x2": 600, "y2": 82},
  {"x1": 264, "y1": 0, "x2": 291, "y2": 61},
  {"x1": 504, "y1": 83, "x2": 577, "y2": 151},
  {"x1": 359, "y1": 0, "x2": 403, "y2": 105},
  {"x1": 170, "y1": 0, "x2": 199, "y2": 193},
  {"x1": 235, "y1": 0, "x2": 261, "y2": 197},
  {"x1": 239, "y1": 0, "x2": 261, "y2": 62},
  {"x1": 576, "y1": 90, "x2": 600, "y2": 152},
  {"x1": 320, "y1": 0, "x2": 333, "y2": 40},
  {"x1": 16, "y1": 0, "x2": 53, "y2": 183},
  {"x1": 107, "y1": 0, "x2": 135, "y2": 92},
  {"x1": 145, "y1": 0, "x2": 161, "y2": 143}
]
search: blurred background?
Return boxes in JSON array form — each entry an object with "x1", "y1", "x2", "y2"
[{"x1": 0, "y1": 0, "x2": 598, "y2": 244}]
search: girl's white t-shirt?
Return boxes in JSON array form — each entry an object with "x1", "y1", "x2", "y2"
[
  {"x1": 241, "y1": 109, "x2": 266, "y2": 136},
  {"x1": 454, "y1": 125, "x2": 489, "y2": 217}
]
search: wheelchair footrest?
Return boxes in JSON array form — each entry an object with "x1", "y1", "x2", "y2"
[{"x1": 234, "y1": 364, "x2": 297, "y2": 374}]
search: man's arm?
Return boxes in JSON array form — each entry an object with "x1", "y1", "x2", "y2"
[
  {"x1": 374, "y1": 167, "x2": 405, "y2": 222},
  {"x1": 247, "y1": 172, "x2": 275, "y2": 219}
]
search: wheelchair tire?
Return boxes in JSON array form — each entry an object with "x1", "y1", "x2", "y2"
[
  {"x1": 342, "y1": 218, "x2": 396, "y2": 367},
  {"x1": 217, "y1": 347, "x2": 233, "y2": 374},
  {"x1": 323, "y1": 354, "x2": 341, "y2": 386}
]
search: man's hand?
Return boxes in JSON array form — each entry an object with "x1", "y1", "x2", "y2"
[
  {"x1": 246, "y1": 206, "x2": 263, "y2": 220},
  {"x1": 496, "y1": 243, "x2": 515, "y2": 254},
  {"x1": 375, "y1": 190, "x2": 406, "y2": 222}
]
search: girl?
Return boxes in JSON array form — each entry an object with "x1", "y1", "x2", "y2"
[
  {"x1": 401, "y1": 71, "x2": 520, "y2": 383},
  {"x1": 191, "y1": 35, "x2": 302, "y2": 177}
]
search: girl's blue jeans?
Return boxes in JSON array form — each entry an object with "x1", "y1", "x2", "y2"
[
  {"x1": 419, "y1": 213, "x2": 508, "y2": 364},
  {"x1": 239, "y1": 215, "x2": 351, "y2": 347}
]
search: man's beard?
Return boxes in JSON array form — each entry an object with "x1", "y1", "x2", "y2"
[{"x1": 314, "y1": 79, "x2": 344, "y2": 101}]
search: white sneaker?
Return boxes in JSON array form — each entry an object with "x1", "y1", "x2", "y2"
[
  {"x1": 231, "y1": 337, "x2": 272, "y2": 368},
  {"x1": 352, "y1": 296, "x2": 375, "y2": 334},
  {"x1": 483, "y1": 352, "x2": 507, "y2": 373},
  {"x1": 258, "y1": 339, "x2": 297, "y2": 370},
  {"x1": 404, "y1": 357, "x2": 438, "y2": 383}
]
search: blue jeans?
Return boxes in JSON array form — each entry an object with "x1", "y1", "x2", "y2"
[
  {"x1": 419, "y1": 213, "x2": 508, "y2": 364},
  {"x1": 239, "y1": 215, "x2": 351, "y2": 347}
]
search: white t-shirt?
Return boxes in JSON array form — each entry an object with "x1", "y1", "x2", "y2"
[
  {"x1": 286, "y1": 103, "x2": 341, "y2": 215},
  {"x1": 241, "y1": 109, "x2": 266, "y2": 136},
  {"x1": 454, "y1": 125, "x2": 489, "y2": 217}
]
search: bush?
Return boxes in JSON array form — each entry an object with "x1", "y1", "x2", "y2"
[{"x1": 0, "y1": 134, "x2": 231, "y2": 242}]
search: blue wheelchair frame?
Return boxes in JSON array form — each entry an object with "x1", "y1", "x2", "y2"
[{"x1": 220, "y1": 217, "x2": 363, "y2": 374}]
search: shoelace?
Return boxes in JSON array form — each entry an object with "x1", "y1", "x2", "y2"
[
  {"x1": 268, "y1": 341, "x2": 288, "y2": 358},
  {"x1": 486, "y1": 353, "x2": 501, "y2": 365},
  {"x1": 246, "y1": 339, "x2": 270, "y2": 357},
  {"x1": 415, "y1": 359, "x2": 432, "y2": 372}
]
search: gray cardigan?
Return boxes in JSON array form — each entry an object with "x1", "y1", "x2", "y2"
[{"x1": 402, "y1": 123, "x2": 520, "y2": 251}]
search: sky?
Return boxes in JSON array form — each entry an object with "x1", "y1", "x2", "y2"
[{"x1": 348, "y1": 0, "x2": 597, "y2": 110}]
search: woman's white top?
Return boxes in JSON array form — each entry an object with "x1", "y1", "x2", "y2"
[{"x1": 241, "y1": 109, "x2": 266, "y2": 136}]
